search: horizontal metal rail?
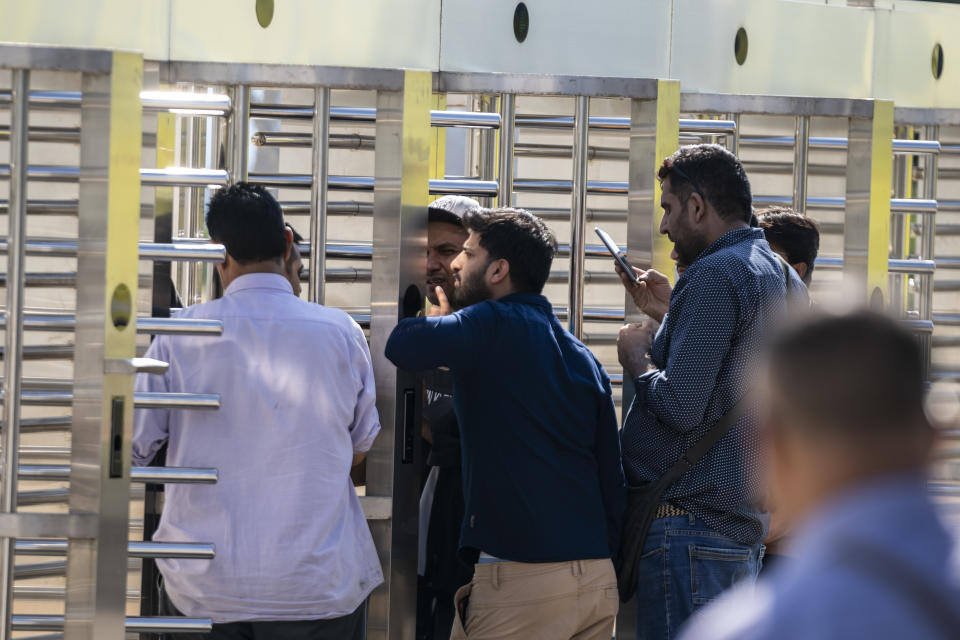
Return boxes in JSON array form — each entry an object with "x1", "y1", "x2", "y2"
[
  {"x1": 14, "y1": 585, "x2": 139, "y2": 601},
  {"x1": 249, "y1": 104, "x2": 501, "y2": 129},
  {"x1": 12, "y1": 464, "x2": 216, "y2": 484},
  {"x1": 7, "y1": 390, "x2": 219, "y2": 410},
  {"x1": 281, "y1": 201, "x2": 373, "y2": 216},
  {"x1": 0, "y1": 165, "x2": 231, "y2": 188},
  {"x1": 0, "y1": 199, "x2": 79, "y2": 215},
  {"x1": 253, "y1": 131, "x2": 374, "y2": 150},
  {"x1": 513, "y1": 115, "x2": 736, "y2": 134},
  {"x1": 10, "y1": 615, "x2": 212, "y2": 634},
  {"x1": 15, "y1": 540, "x2": 215, "y2": 559},
  {"x1": 0, "y1": 239, "x2": 225, "y2": 262},
  {"x1": 753, "y1": 195, "x2": 938, "y2": 215},
  {"x1": 0, "y1": 314, "x2": 223, "y2": 336},
  {"x1": 0, "y1": 416, "x2": 70, "y2": 433},
  {"x1": 740, "y1": 135, "x2": 941, "y2": 154}
]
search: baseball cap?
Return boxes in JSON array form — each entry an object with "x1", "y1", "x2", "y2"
[{"x1": 428, "y1": 195, "x2": 482, "y2": 225}]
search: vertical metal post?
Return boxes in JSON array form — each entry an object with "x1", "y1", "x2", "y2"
[
  {"x1": 569, "y1": 96, "x2": 589, "y2": 338},
  {"x1": 181, "y1": 112, "x2": 203, "y2": 305},
  {"x1": 309, "y1": 87, "x2": 330, "y2": 304},
  {"x1": 65, "y1": 51, "x2": 144, "y2": 640},
  {"x1": 367, "y1": 70, "x2": 431, "y2": 640},
  {"x1": 890, "y1": 128, "x2": 910, "y2": 314},
  {"x1": 920, "y1": 125, "x2": 939, "y2": 378},
  {"x1": 0, "y1": 68, "x2": 29, "y2": 640},
  {"x1": 728, "y1": 113, "x2": 741, "y2": 157},
  {"x1": 227, "y1": 85, "x2": 250, "y2": 183},
  {"x1": 478, "y1": 95, "x2": 499, "y2": 207},
  {"x1": 497, "y1": 94, "x2": 516, "y2": 207},
  {"x1": 792, "y1": 115, "x2": 810, "y2": 213},
  {"x1": 617, "y1": 79, "x2": 679, "y2": 640},
  {"x1": 844, "y1": 101, "x2": 893, "y2": 306}
]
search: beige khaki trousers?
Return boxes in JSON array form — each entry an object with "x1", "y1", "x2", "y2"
[{"x1": 450, "y1": 558, "x2": 618, "y2": 640}]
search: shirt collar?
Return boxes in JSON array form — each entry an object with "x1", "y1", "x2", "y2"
[
  {"x1": 499, "y1": 292, "x2": 553, "y2": 311},
  {"x1": 224, "y1": 272, "x2": 294, "y2": 296},
  {"x1": 694, "y1": 227, "x2": 764, "y2": 264}
]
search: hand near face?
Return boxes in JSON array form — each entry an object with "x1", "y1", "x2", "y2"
[
  {"x1": 615, "y1": 263, "x2": 672, "y2": 323},
  {"x1": 617, "y1": 320, "x2": 659, "y2": 379},
  {"x1": 427, "y1": 285, "x2": 453, "y2": 317}
]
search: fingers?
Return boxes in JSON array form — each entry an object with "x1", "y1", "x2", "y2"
[
  {"x1": 639, "y1": 269, "x2": 669, "y2": 284},
  {"x1": 435, "y1": 286, "x2": 452, "y2": 315}
]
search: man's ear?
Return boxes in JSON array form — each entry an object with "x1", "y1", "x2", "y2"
[
  {"x1": 689, "y1": 192, "x2": 707, "y2": 223},
  {"x1": 792, "y1": 262, "x2": 808, "y2": 282},
  {"x1": 487, "y1": 258, "x2": 511, "y2": 286},
  {"x1": 283, "y1": 228, "x2": 294, "y2": 263}
]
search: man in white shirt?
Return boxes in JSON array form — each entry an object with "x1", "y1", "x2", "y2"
[{"x1": 133, "y1": 183, "x2": 383, "y2": 639}]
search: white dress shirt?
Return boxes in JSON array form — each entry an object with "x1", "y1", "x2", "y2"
[{"x1": 133, "y1": 273, "x2": 383, "y2": 623}]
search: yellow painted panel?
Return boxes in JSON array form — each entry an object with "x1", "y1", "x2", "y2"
[
  {"x1": 868, "y1": 100, "x2": 894, "y2": 301},
  {"x1": 402, "y1": 70, "x2": 433, "y2": 210},
  {"x1": 653, "y1": 80, "x2": 680, "y2": 281},
  {"x1": 104, "y1": 51, "x2": 143, "y2": 360},
  {"x1": 0, "y1": 0, "x2": 169, "y2": 59},
  {"x1": 429, "y1": 94, "x2": 447, "y2": 182}
]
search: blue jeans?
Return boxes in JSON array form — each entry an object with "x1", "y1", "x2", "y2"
[{"x1": 635, "y1": 513, "x2": 763, "y2": 640}]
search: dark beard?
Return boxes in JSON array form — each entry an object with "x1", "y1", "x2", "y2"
[{"x1": 452, "y1": 268, "x2": 492, "y2": 308}]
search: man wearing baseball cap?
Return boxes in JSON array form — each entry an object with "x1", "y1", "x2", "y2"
[{"x1": 417, "y1": 195, "x2": 481, "y2": 640}]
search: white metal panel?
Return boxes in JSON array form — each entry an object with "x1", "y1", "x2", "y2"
[
  {"x1": 440, "y1": 0, "x2": 671, "y2": 79},
  {"x1": 873, "y1": 1, "x2": 960, "y2": 109},
  {"x1": 168, "y1": 0, "x2": 440, "y2": 70},
  {"x1": 0, "y1": 0, "x2": 170, "y2": 60},
  {"x1": 670, "y1": 0, "x2": 874, "y2": 99}
]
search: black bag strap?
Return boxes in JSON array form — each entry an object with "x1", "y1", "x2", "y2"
[{"x1": 648, "y1": 255, "x2": 790, "y2": 494}]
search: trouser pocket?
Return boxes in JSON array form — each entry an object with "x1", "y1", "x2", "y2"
[
  {"x1": 689, "y1": 544, "x2": 753, "y2": 607},
  {"x1": 449, "y1": 582, "x2": 472, "y2": 639}
]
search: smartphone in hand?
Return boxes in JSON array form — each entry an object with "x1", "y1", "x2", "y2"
[{"x1": 595, "y1": 227, "x2": 641, "y2": 284}]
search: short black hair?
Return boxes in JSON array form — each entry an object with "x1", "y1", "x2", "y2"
[
  {"x1": 658, "y1": 144, "x2": 753, "y2": 223},
  {"x1": 758, "y1": 208, "x2": 821, "y2": 286},
  {"x1": 206, "y1": 183, "x2": 286, "y2": 263},
  {"x1": 462, "y1": 208, "x2": 557, "y2": 294},
  {"x1": 770, "y1": 311, "x2": 926, "y2": 436}
]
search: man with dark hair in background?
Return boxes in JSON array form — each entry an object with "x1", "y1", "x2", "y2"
[
  {"x1": 133, "y1": 183, "x2": 382, "y2": 639},
  {"x1": 679, "y1": 311, "x2": 960, "y2": 640},
  {"x1": 615, "y1": 145, "x2": 807, "y2": 639},
  {"x1": 756, "y1": 209, "x2": 820, "y2": 287},
  {"x1": 417, "y1": 195, "x2": 479, "y2": 640},
  {"x1": 387, "y1": 208, "x2": 626, "y2": 640}
]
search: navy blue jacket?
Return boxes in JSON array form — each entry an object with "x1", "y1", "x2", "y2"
[{"x1": 386, "y1": 293, "x2": 626, "y2": 563}]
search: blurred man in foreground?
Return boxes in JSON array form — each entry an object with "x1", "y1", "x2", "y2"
[{"x1": 678, "y1": 310, "x2": 960, "y2": 640}]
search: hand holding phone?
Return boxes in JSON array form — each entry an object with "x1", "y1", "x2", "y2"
[{"x1": 595, "y1": 227, "x2": 641, "y2": 284}]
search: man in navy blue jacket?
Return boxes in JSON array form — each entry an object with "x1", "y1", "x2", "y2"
[{"x1": 386, "y1": 208, "x2": 626, "y2": 640}]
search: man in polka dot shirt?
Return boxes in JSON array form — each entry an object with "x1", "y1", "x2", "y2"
[{"x1": 614, "y1": 144, "x2": 808, "y2": 639}]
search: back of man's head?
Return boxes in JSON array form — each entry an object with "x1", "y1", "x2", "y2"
[
  {"x1": 463, "y1": 208, "x2": 557, "y2": 294},
  {"x1": 658, "y1": 144, "x2": 753, "y2": 224},
  {"x1": 206, "y1": 183, "x2": 286, "y2": 264},
  {"x1": 758, "y1": 208, "x2": 820, "y2": 286},
  {"x1": 768, "y1": 311, "x2": 930, "y2": 475}
]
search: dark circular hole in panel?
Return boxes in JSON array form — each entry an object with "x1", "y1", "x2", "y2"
[
  {"x1": 514, "y1": 3, "x2": 530, "y2": 43},
  {"x1": 932, "y1": 43, "x2": 944, "y2": 80},
  {"x1": 256, "y1": 0, "x2": 274, "y2": 28},
  {"x1": 402, "y1": 284, "x2": 424, "y2": 319},
  {"x1": 734, "y1": 27, "x2": 748, "y2": 66},
  {"x1": 110, "y1": 283, "x2": 132, "y2": 330}
]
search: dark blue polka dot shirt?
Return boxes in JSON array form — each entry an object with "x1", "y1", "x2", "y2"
[{"x1": 621, "y1": 227, "x2": 808, "y2": 546}]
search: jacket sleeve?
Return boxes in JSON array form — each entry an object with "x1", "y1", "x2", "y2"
[
  {"x1": 633, "y1": 267, "x2": 738, "y2": 433},
  {"x1": 596, "y1": 383, "x2": 627, "y2": 555},
  {"x1": 385, "y1": 304, "x2": 492, "y2": 372}
]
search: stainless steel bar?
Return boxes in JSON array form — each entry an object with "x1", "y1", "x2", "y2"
[
  {"x1": 478, "y1": 95, "x2": 498, "y2": 207},
  {"x1": 309, "y1": 87, "x2": 330, "y2": 304},
  {"x1": 0, "y1": 125, "x2": 79, "y2": 144},
  {"x1": 14, "y1": 585, "x2": 139, "y2": 601},
  {"x1": 13, "y1": 464, "x2": 216, "y2": 484},
  {"x1": 511, "y1": 179, "x2": 628, "y2": 195},
  {"x1": 753, "y1": 195, "x2": 937, "y2": 215},
  {"x1": 140, "y1": 90, "x2": 231, "y2": 115},
  {"x1": 498, "y1": 94, "x2": 516, "y2": 207},
  {"x1": 512, "y1": 115, "x2": 735, "y2": 133},
  {"x1": 430, "y1": 110, "x2": 501, "y2": 129},
  {"x1": 5, "y1": 391, "x2": 220, "y2": 410},
  {"x1": 248, "y1": 104, "x2": 502, "y2": 129},
  {"x1": 15, "y1": 540, "x2": 214, "y2": 559},
  {"x1": 0, "y1": 199, "x2": 78, "y2": 215},
  {"x1": 281, "y1": 201, "x2": 373, "y2": 216},
  {"x1": 921, "y1": 126, "x2": 939, "y2": 322},
  {"x1": 512, "y1": 142, "x2": 628, "y2": 161},
  {"x1": 0, "y1": 90, "x2": 81, "y2": 108},
  {"x1": 792, "y1": 116, "x2": 810, "y2": 213},
  {"x1": 228, "y1": 85, "x2": 251, "y2": 182},
  {"x1": 430, "y1": 179, "x2": 498, "y2": 197},
  {"x1": 739, "y1": 136, "x2": 940, "y2": 154},
  {"x1": 569, "y1": 96, "x2": 589, "y2": 339},
  {"x1": 0, "y1": 165, "x2": 79, "y2": 181},
  {"x1": 140, "y1": 167, "x2": 229, "y2": 187},
  {"x1": 0, "y1": 417, "x2": 70, "y2": 433},
  {"x1": 0, "y1": 69, "x2": 28, "y2": 640},
  {"x1": 8, "y1": 616, "x2": 212, "y2": 634},
  {"x1": 0, "y1": 314, "x2": 222, "y2": 336},
  {"x1": 0, "y1": 239, "x2": 225, "y2": 261},
  {"x1": 253, "y1": 131, "x2": 374, "y2": 150}
]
